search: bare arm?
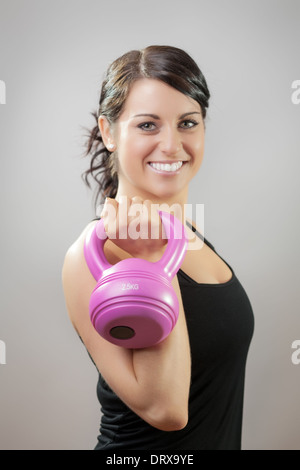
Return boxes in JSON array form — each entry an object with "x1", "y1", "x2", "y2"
[
  {"x1": 62, "y1": 220, "x2": 191, "y2": 431},
  {"x1": 130, "y1": 276, "x2": 191, "y2": 430}
]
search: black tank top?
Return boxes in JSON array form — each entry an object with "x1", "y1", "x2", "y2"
[{"x1": 93, "y1": 223, "x2": 254, "y2": 450}]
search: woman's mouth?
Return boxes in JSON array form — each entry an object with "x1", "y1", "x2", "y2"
[{"x1": 148, "y1": 161, "x2": 185, "y2": 174}]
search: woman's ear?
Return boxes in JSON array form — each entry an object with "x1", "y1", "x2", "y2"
[{"x1": 98, "y1": 115, "x2": 116, "y2": 152}]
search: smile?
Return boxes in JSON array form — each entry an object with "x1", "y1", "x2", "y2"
[{"x1": 148, "y1": 161, "x2": 184, "y2": 173}]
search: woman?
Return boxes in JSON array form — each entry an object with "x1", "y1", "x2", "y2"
[{"x1": 62, "y1": 45, "x2": 254, "y2": 450}]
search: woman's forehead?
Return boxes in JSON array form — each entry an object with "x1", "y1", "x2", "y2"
[{"x1": 119, "y1": 78, "x2": 201, "y2": 119}]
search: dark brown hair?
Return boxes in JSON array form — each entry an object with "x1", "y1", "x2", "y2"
[{"x1": 82, "y1": 45, "x2": 210, "y2": 207}]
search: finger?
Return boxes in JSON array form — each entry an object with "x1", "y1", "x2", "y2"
[
  {"x1": 103, "y1": 198, "x2": 119, "y2": 240},
  {"x1": 142, "y1": 199, "x2": 165, "y2": 241},
  {"x1": 117, "y1": 196, "x2": 131, "y2": 239},
  {"x1": 128, "y1": 196, "x2": 144, "y2": 218},
  {"x1": 126, "y1": 197, "x2": 144, "y2": 240}
]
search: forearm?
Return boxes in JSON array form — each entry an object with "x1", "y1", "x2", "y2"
[
  {"x1": 130, "y1": 275, "x2": 191, "y2": 430},
  {"x1": 63, "y1": 217, "x2": 191, "y2": 432}
]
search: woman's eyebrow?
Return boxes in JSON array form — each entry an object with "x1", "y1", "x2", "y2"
[
  {"x1": 132, "y1": 112, "x2": 201, "y2": 119},
  {"x1": 132, "y1": 113, "x2": 160, "y2": 119}
]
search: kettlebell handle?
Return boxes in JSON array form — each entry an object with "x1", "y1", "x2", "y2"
[{"x1": 84, "y1": 211, "x2": 188, "y2": 280}]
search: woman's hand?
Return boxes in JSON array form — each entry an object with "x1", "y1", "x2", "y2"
[{"x1": 100, "y1": 196, "x2": 168, "y2": 259}]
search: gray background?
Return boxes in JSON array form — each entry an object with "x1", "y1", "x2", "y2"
[{"x1": 0, "y1": 0, "x2": 299, "y2": 450}]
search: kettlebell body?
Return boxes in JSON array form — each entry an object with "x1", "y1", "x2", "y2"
[{"x1": 84, "y1": 211, "x2": 188, "y2": 349}]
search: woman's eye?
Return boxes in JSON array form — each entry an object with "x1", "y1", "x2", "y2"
[
  {"x1": 138, "y1": 122, "x2": 157, "y2": 131},
  {"x1": 180, "y1": 119, "x2": 198, "y2": 129},
  {"x1": 137, "y1": 120, "x2": 198, "y2": 131}
]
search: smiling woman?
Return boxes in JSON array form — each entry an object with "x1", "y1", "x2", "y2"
[
  {"x1": 98, "y1": 78, "x2": 205, "y2": 202},
  {"x1": 81, "y1": 46, "x2": 210, "y2": 207},
  {"x1": 62, "y1": 45, "x2": 254, "y2": 450}
]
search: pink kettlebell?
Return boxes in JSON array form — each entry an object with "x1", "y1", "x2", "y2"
[{"x1": 84, "y1": 211, "x2": 188, "y2": 349}]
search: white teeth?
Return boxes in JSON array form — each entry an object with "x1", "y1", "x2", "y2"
[{"x1": 149, "y1": 161, "x2": 183, "y2": 172}]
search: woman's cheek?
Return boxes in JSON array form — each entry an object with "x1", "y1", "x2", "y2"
[
  {"x1": 125, "y1": 136, "x2": 156, "y2": 160},
  {"x1": 193, "y1": 136, "x2": 205, "y2": 161}
]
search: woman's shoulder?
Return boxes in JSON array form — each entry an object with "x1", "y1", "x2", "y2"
[
  {"x1": 63, "y1": 221, "x2": 98, "y2": 276},
  {"x1": 62, "y1": 221, "x2": 98, "y2": 326},
  {"x1": 64, "y1": 221, "x2": 97, "y2": 260}
]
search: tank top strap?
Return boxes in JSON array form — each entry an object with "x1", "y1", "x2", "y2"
[{"x1": 185, "y1": 220, "x2": 216, "y2": 252}]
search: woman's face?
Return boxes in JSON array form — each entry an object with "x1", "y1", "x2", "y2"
[{"x1": 107, "y1": 78, "x2": 205, "y2": 202}]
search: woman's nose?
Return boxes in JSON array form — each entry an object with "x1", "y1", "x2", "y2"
[{"x1": 158, "y1": 127, "x2": 182, "y2": 156}]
